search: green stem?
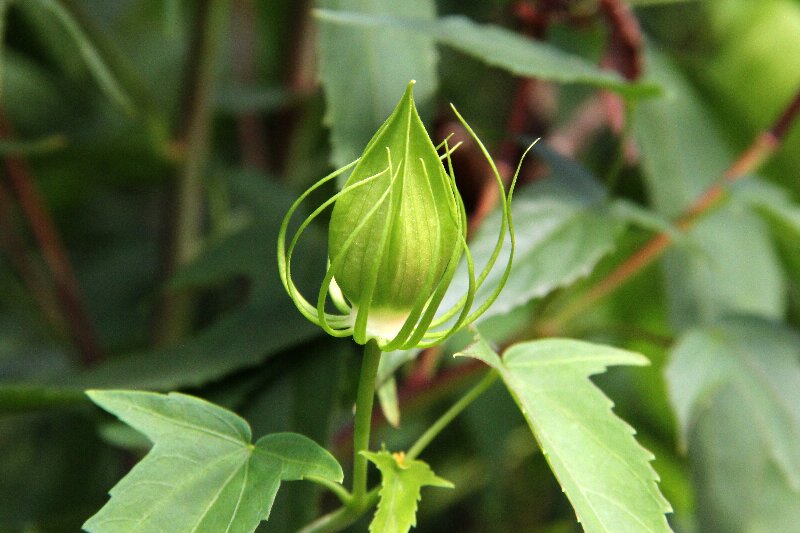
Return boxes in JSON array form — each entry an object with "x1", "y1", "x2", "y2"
[
  {"x1": 351, "y1": 339, "x2": 382, "y2": 504},
  {"x1": 154, "y1": 0, "x2": 229, "y2": 345},
  {"x1": 406, "y1": 370, "x2": 498, "y2": 460},
  {"x1": 297, "y1": 369, "x2": 498, "y2": 533},
  {"x1": 298, "y1": 488, "x2": 379, "y2": 533},
  {"x1": 305, "y1": 476, "x2": 351, "y2": 505}
]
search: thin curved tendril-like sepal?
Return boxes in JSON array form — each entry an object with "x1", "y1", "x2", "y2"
[
  {"x1": 288, "y1": 170, "x2": 385, "y2": 318},
  {"x1": 278, "y1": 159, "x2": 358, "y2": 323},
  {"x1": 424, "y1": 109, "x2": 537, "y2": 338},
  {"x1": 402, "y1": 140, "x2": 476, "y2": 348},
  {"x1": 279, "y1": 158, "x2": 386, "y2": 332},
  {"x1": 455, "y1": 137, "x2": 536, "y2": 327},
  {"x1": 316, "y1": 153, "x2": 399, "y2": 340}
]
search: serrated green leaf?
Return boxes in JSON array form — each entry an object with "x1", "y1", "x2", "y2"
[
  {"x1": 363, "y1": 449, "x2": 453, "y2": 533},
  {"x1": 440, "y1": 150, "x2": 622, "y2": 322},
  {"x1": 315, "y1": 10, "x2": 658, "y2": 97},
  {"x1": 459, "y1": 335, "x2": 673, "y2": 532},
  {"x1": 665, "y1": 317, "x2": 800, "y2": 532},
  {"x1": 316, "y1": 0, "x2": 438, "y2": 172},
  {"x1": 83, "y1": 390, "x2": 343, "y2": 533}
]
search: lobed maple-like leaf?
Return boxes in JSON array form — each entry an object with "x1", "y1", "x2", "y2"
[
  {"x1": 83, "y1": 390, "x2": 343, "y2": 533},
  {"x1": 459, "y1": 334, "x2": 672, "y2": 533}
]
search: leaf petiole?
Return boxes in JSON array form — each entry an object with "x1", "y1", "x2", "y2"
[
  {"x1": 304, "y1": 475, "x2": 352, "y2": 505},
  {"x1": 406, "y1": 370, "x2": 498, "y2": 460}
]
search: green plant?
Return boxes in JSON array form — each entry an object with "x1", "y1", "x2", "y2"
[{"x1": 2, "y1": 1, "x2": 800, "y2": 532}]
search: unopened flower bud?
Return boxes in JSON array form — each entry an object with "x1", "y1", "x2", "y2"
[
  {"x1": 327, "y1": 81, "x2": 460, "y2": 341},
  {"x1": 278, "y1": 81, "x2": 530, "y2": 351}
]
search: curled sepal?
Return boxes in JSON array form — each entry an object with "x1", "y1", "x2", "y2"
[{"x1": 278, "y1": 80, "x2": 533, "y2": 351}]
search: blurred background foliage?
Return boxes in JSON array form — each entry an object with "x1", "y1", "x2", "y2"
[{"x1": 0, "y1": 0, "x2": 799, "y2": 531}]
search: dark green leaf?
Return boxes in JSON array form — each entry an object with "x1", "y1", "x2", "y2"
[
  {"x1": 21, "y1": 0, "x2": 134, "y2": 114},
  {"x1": 61, "y1": 301, "x2": 320, "y2": 391},
  {"x1": 84, "y1": 390, "x2": 343, "y2": 532}
]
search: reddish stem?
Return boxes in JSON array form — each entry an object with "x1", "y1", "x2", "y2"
[
  {"x1": 538, "y1": 85, "x2": 800, "y2": 336},
  {"x1": 0, "y1": 115, "x2": 104, "y2": 365}
]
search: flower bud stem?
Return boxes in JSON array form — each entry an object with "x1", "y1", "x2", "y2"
[
  {"x1": 406, "y1": 370, "x2": 499, "y2": 461},
  {"x1": 351, "y1": 339, "x2": 382, "y2": 505}
]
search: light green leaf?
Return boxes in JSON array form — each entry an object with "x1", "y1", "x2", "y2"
[
  {"x1": 363, "y1": 449, "x2": 453, "y2": 533},
  {"x1": 459, "y1": 335, "x2": 673, "y2": 532},
  {"x1": 731, "y1": 178, "x2": 800, "y2": 277},
  {"x1": 441, "y1": 147, "x2": 622, "y2": 322},
  {"x1": 634, "y1": 48, "x2": 785, "y2": 329},
  {"x1": 665, "y1": 317, "x2": 800, "y2": 532},
  {"x1": 315, "y1": 10, "x2": 658, "y2": 97},
  {"x1": 83, "y1": 390, "x2": 343, "y2": 533},
  {"x1": 315, "y1": 0, "x2": 438, "y2": 171},
  {"x1": 609, "y1": 199, "x2": 687, "y2": 245}
]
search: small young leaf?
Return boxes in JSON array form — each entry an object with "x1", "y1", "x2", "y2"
[
  {"x1": 83, "y1": 390, "x2": 343, "y2": 533},
  {"x1": 377, "y1": 376, "x2": 400, "y2": 427},
  {"x1": 459, "y1": 334, "x2": 673, "y2": 533},
  {"x1": 363, "y1": 450, "x2": 453, "y2": 533}
]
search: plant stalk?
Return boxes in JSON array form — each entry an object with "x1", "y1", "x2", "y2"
[
  {"x1": 351, "y1": 339, "x2": 382, "y2": 505},
  {"x1": 406, "y1": 370, "x2": 498, "y2": 460},
  {"x1": 153, "y1": 0, "x2": 228, "y2": 345},
  {"x1": 299, "y1": 368, "x2": 497, "y2": 533}
]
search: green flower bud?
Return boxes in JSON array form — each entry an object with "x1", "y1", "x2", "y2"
[
  {"x1": 278, "y1": 81, "x2": 532, "y2": 351},
  {"x1": 327, "y1": 81, "x2": 460, "y2": 342}
]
